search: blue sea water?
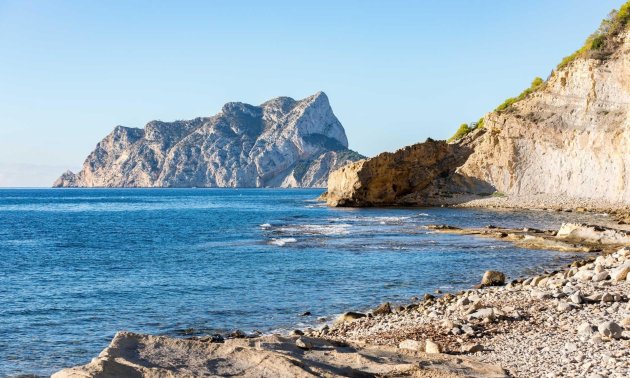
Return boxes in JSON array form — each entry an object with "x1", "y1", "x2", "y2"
[{"x1": 0, "y1": 188, "x2": 608, "y2": 377}]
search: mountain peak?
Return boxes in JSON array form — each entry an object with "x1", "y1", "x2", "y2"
[{"x1": 53, "y1": 92, "x2": 363, "y2": 188}]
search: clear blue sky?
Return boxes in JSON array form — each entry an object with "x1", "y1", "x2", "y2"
[{"x1": 0, "y1": 0, "x2": 623, "y2": 186}]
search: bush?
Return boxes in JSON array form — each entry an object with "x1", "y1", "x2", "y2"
[
  {"x1": 556, "y1": 1, "x2": 630, "y2": 70},
  {"x1": 495, "y1": 77, "x2": 545, "y2": 112},
  {"x1": 448, "y1": 123, "x2": 472, "y2": 142}
]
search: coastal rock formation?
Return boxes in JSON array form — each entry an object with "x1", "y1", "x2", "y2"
[
  {"x1": 325, "y1": 139, "x2": 484, "y2": 206},
  {"x1": 326, "y1": 27, "x2": 630, "y2": 206},
  {"x1": 53, "y1": 92, "x2": 363, "y2": 188},
  {"x1": 53, "y1": 332, "x2": 508, "y2": 378}
]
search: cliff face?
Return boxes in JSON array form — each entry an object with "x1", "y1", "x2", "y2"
[
  {"x1": 457, "y1": 32, "x2": 630, "y2": 203},
  {"x1": 326, "y1": 30, "x2": 630, "y2": 206},
  {"x1": 53, "y1": 92, "x2": 363, "y2": 188}
]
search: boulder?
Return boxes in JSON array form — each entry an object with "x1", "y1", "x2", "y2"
[
  {"x1": 372, "y1": 302, "x2": 392, "y2": 316},
  {"x1": 591, "y1": 271, "x2": 609, "y2": 282},
  {"x1": 573, "y1": 270, "x2": 594, "y2": 281},
  {"x1": 398, "y1": 339, "x2": 424, "y2": 352},
  {"x1": 295, "y1": 337, "x2": 313, "y2": 350},
  {"x1": 597, "y1": 321, "x2": 622, "y2": 339},
  {"x1": 468, "y1": 308, "x2": 495, "y2": 321},
  {"x1": 335, "y1": 311, "x2": 366, "y2": 324},
  {"x1": 425, "y1": 339, "x2": 442, "y2": 354},
  {"x1": 611, "y1": 264, "x2": 630, "y2": 281},
  {"x1": 481, "y1": 271, "x2": 506, "y2": 287}
]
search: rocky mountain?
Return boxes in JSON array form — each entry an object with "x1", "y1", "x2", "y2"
[
  {"x1": 53, "y1": 92, "x2": 363, "y2": 188},
  {"x1": 326, "y1": 6, "x2": 630, "y2": 207}
]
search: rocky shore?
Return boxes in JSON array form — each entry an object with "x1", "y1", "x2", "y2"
[
  {"x1": 322, "y1": 245, "x2": 630, "y2": 377},
  {"x1": 54, "y1": 222, "x2": 630, "y2": 377}
]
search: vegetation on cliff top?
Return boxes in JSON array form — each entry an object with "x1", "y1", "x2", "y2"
[
  {"x1": 557, "y1": 1, "x2": 630, "y2": 70},
  {"x1": 448, "y1": 2, "x2": 630, "y2": 142},
  {"x1": 494, "y1": 77, "x2": 544, "y2": 113},
  {"x1": 447, "y1": 117, "x2": 484, "y2": 142}
]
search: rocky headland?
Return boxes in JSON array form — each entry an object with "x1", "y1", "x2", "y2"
[
  {"x1": 324, "y1": 8, "x2": 630, "y2": 209},
  {"x1": 53, "y1": 91, "x2": 363, "y2": 188}
]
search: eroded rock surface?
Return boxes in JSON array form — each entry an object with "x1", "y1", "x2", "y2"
[
  {"x1": 325, "y1": 139, "x2": 481, "y2": 206},
  {"x1": 53, "y1": 332, "x2": 508, "y2": 378},
  {"x1": 53, "y1": 92, "x2": 363, "y2": 188}
]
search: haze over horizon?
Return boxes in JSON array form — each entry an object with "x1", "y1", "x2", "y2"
[{"x1": 0, "y1": 0, "x2": 623, "y2": 187}]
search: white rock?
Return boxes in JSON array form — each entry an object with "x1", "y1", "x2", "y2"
[
  {"x1": 591, "y1": 271, "x2": 609, "y2": 282},
  {"x1": 398, "y1": 339, "x2": 424, "y2": 352},
  {"x1": 597, "y1": 321, "x2": 622, "y2": 339},
  {"x1": 425, "y1": 339, "x2": 441, "y2": 354}
]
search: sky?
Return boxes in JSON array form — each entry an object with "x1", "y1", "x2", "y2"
[{"x1": 0, "y1": 0, "x2": 624, "y2": 187}]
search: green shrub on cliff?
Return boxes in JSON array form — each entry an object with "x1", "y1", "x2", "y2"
[
  {"x1": 557, "y1": 1, "x2": 630, "y2": 70},
  {"x1": 495, "y1": 77, "x2": 544, "y2": 113},
  {"x1": 447, "y1": 118, "x2": 485, "y2": 142},
  {"x1": 448, "y1": 123, "x2": 472, "y2": 142}
]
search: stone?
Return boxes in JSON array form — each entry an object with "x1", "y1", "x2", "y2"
[
  {"x1": 597, "y1": 321, "x2": 622, "y2": 339},
  {"x1": 573, "y1": 270, "x2": 594, "y2": 281},
  {"x1": 570, "y1": 292, "x2": 583, "y2": 304},
  {"x1": 460, "y1": 343, "x2": 483, "y2": 354},
  {"x1": 425, "y1": 339, "x2": 441, "y2": 354},
  {"x1": 295, "y1": 337, "x2": 313, "y2": 350},
  {"x1": 620, "y1": 317, "x2": 630, "y2": 329},
  {"x1": 450, "y1": 327, "x2": 463, "y2": 335},
  {"x1": 469, "y1": 308, "x2": 495, "y2": 321},
  {"x1": 300, "y1": 311, "x2": 311, "y2": 316},
  {"x1": 481, "y1": 270, "x2": 506, "y2": 287},
  {"x1": 611, "y1": 265, "x2": 630, "y2": 281},
  {"x1": 372, "y1": 302, "x2": 392, "y2": 316},
  {"x1": 290, "y1": 330, "x2": 304, "y2": 336},
  {"x1": 557, "y1": 302, "x2": 575, "y2": 312},
  {"x1": 577, "y1": 322, "x2": 595, "y2": 337},
  {"x1": 531, "y1": 290, "x2": 552, "y2": 300},
  {"x1": 600, "y1": 293, "x2": 614, "y2": 303},
  {"x1": 457, "y1": 297, "x2": 470, "y2": 307},
  {"x1": 335, "y1": 311, "x2": 366, "y2": 324},
  {"x1": 53, "y1": 91, "x2": 363, "y2": 189},
  {"x1": 398, "y1": 339, "x2": 424, "y2": 352},
  {"x1": 461, "y1": 324, "x2": 475, "y2": 335},
  {"x1": 591, "y1": 271, "x2": 609, "y2": 282}
]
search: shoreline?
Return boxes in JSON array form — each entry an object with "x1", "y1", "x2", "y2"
[{"x1": 53, "y1": 220, "x2": 630, "y2": 377}]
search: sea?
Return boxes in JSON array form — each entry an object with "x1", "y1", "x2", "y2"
[{"x1": 0, "y1": 188, "x2": 608, "y2": 376}]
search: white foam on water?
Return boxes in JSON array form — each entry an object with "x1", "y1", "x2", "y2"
[
  {"x1": 268, "y1": 238, "x2": 297, "y2": 246},
  {"x1": 259, "y1": 223, "x2": 272, "y2": 229},
  {"x1": 276, "y1": 224, "x2": 351, "y2": 236}
]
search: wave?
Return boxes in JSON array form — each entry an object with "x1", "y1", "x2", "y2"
[
  {"x1": 268, "y1": 238, "x2": 297, "y2": 246},
  {"x1": 274, "y1": 224, "x2": 351, "y2": 236}
]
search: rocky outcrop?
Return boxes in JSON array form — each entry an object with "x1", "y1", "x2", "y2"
[
  {"x1": 52, "y1": 331, "x2": 508, "y2": 378},
  {"x1": 53, "y1": 92, "x2": 363, "y2": 188},
  {"x1": 326, "y1": 28, "x2": 630, "y2": 207},
  {"x1": 325, "y1": 139, "x2": 487, "y2": 206}
]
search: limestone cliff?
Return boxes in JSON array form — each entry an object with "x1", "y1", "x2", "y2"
[
  {"x1": 326, "y1": 12, "x2": 630, "y2": 207},
  {"x1": 53, "y1": 92, "x2": 363, "y2": 188}
]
